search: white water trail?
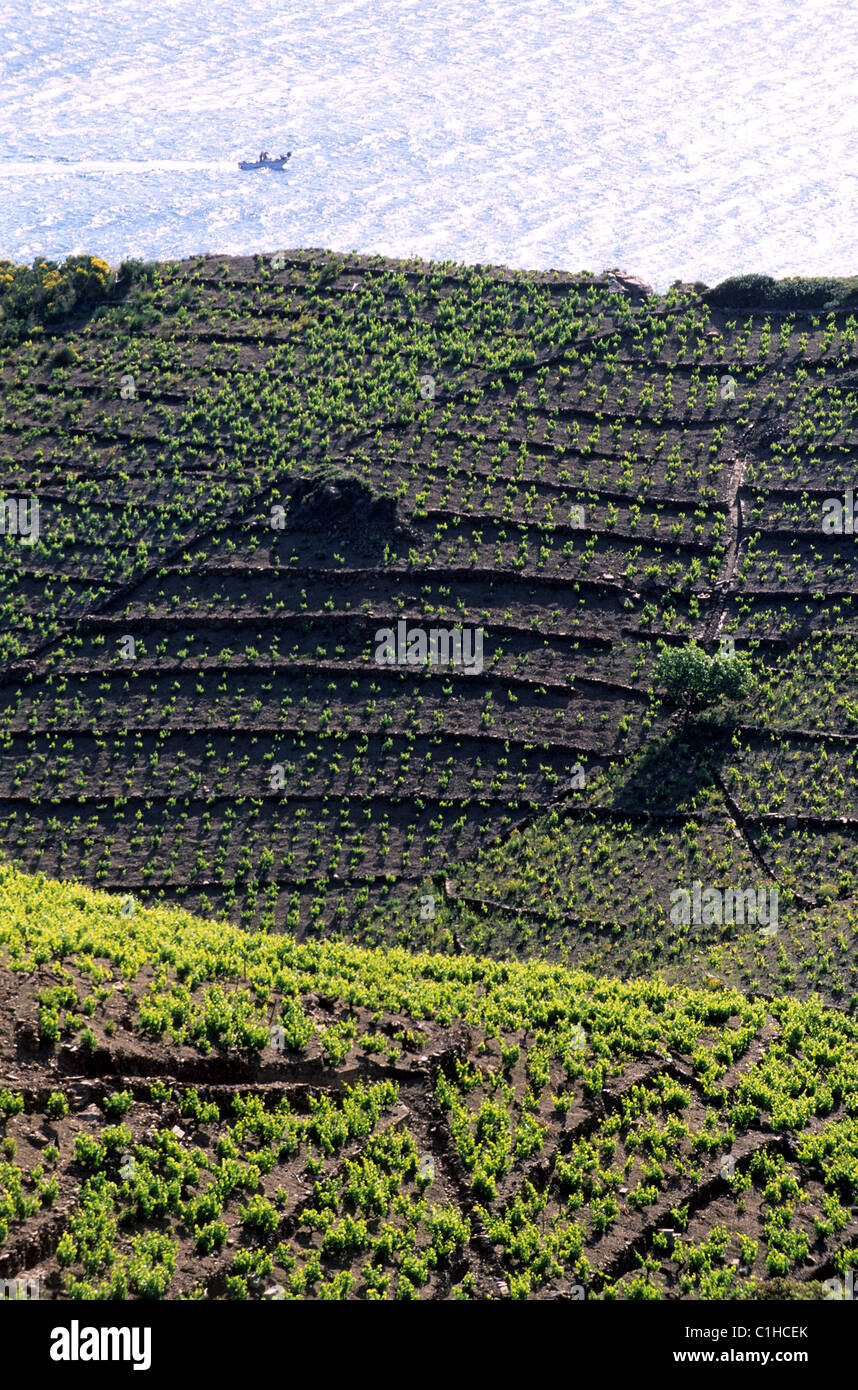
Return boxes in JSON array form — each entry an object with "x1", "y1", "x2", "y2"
[{"x1": 0, "y1": 160, "x2": 237, "y2": 177}]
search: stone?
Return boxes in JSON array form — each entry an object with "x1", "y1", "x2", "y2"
[{"x1": 611, "y1": 272, "x2": 654, "y2": 298}]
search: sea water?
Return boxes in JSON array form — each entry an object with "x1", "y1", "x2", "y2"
[{"x1": 2, "y1": 0, "x2": 857, "y2": 288}]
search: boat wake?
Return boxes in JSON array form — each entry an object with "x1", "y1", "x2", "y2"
[{"x1": 0, "y1": 159, "x2": 237, "y2": 176}]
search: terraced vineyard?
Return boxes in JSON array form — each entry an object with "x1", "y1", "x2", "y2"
[
  {"x1": 1, "y1": 868, "x2": 857, "y2": 1302},
  {"x1": 2, "y1": 252, "x2": 858, "y2": 1300}
]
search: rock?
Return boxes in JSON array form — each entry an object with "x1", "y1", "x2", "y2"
[{"x1": 611, "y1": 273, "x2": 653, "y2": 298}]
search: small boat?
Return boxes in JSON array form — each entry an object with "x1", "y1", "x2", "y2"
[{"x1": 239, "y1": 151, "x2": 291, "y2": 171}]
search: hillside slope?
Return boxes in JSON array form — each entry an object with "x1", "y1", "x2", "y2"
[
  {"x1": 0, "y1": 253, "x2": 857, "y2": 1005},
  {"x1": 0, "y1": 867, "x2": 854, "y2": 1301}
]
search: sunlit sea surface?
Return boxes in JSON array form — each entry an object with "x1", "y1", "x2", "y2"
[{"x1": 2, "y1": 0, "x2": 857, "y2": 288}]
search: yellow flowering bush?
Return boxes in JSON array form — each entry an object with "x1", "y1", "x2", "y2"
[{"x1": 0, "y1": 253, "x2": 111, "y2": 334}]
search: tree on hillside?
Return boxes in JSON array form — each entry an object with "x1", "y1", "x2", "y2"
[{"x1": 651, "y1": 640, "x2": 752, "y2": 724}]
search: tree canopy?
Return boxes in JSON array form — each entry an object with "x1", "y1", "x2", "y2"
[{"x1": 652, "y1": 640, "x2": 753, "y2": 718}]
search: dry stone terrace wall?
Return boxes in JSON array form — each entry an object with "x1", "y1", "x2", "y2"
[{"x1": 1, "y1": 254, "x2": 858, "y2": 1001}]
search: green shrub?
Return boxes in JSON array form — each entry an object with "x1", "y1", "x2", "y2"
[
  {"x1": 703, "y1": 273, "x2": 858, "y2": 311},
  {"x1": 101, "y1": 1090, "x2": 133, "y2": 1119},
  {"x1": 239, "y1": 1194, "x2": 278, "y2": 1235},
  {"x1": 0, "y1": 1091, "x2": 24, "y2": 1118},
  {"x1": 194, "y1": 1219, "x2": 228, "y2": 1254},
  {"x1": 0, "y1": 255, "x2": 111, "y2": 332},
  {"x1": 50, "y1": 343, "x2": 78, "y2": 367},
  {"x1": 46, "y1": 1092, "x2": 69, "y2": 1120}
]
